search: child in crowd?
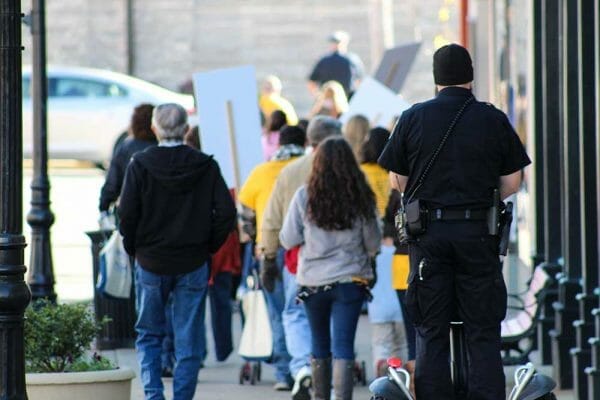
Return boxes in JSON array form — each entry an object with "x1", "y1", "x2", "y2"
[
  {"x1": 383, "y1": 189, "x2": 417, "y2": 370},
  {"x1": 360, "y1": 128, "x2": 408, "y2": 377}
]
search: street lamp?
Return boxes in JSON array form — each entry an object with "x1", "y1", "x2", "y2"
[
  {"x1": 0, "y1": 0, "x2": 33, "y2": 397},
  {"x1": 25, "y1": 0, "x2": 57, "y2": 302}
]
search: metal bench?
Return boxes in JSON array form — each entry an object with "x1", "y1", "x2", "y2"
[{"x1": 501, "y1": 266, "x2": 554, "y2": 365}]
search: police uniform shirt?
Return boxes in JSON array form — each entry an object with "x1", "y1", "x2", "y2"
[{"x1": 378, "y1": 87, "x2": 531, "y2": 209}]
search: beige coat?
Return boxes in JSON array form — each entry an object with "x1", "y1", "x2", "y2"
[{"x1": 260, "y1": 152, "x2": 314, "y2": 257}]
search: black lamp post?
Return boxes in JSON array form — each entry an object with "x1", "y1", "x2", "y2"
[
  {"x1": 0, "y1": 0, "x2": 33, "y2": 397},
  {"x1": 26, "y1": 0, "x2": 56, "y2": 302}
]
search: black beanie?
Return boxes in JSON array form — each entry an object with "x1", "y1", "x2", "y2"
[{"x1": 433, "y1": 44, "x2": 474, "y2": 86}]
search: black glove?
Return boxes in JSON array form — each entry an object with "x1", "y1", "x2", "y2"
[
  {"x1": 369, "y1": 257, "x2": 377, "y2": 288},
  {"x1": 260, "y1": 256, "x2": 280, "y2": 292}
]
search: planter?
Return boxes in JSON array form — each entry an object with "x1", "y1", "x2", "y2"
[{"x1": 26, "y1": 366, "x2": 135, "y2": 400}]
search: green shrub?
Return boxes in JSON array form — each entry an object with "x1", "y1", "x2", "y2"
[{"x1": 24, "y1": 299, "x2": 114, "y2": 373}]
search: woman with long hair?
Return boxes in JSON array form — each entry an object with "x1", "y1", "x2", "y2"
[
  {"x1": 280, "y1": 137, "x2": 381, "y2": 400},
  {"x1": 309, "y1": 80, "x2": 349, "y2": 119},
  {"x1": 344, "y1": 114, "x2": 370, "y2": 161}
]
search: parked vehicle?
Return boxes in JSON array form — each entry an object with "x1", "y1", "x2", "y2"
[{"x1": 22, "y1": 66, "x2": 195, "y2": 165}]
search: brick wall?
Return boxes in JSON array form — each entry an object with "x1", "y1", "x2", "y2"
[{"x1": 21, "y1": 0, "x2": 458, "y2": 115}]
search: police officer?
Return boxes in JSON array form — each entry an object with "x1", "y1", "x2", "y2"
[{"x1": 378, "y1": 44, "x2": 530, "y2": 400}]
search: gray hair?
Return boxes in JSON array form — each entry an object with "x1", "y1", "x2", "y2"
[
  {"x1": 152, "y1": 103, "x2": 188, "y2": 140},
  {"x1": 307, "y1": 116, "x2": 342, "y2": 146}
]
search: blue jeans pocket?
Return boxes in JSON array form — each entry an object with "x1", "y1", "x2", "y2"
[
  {"x1": 336, "y1": 283, "x2": 366, "y2": 303},
  {"x1": 180, "y1": 265, "x2": 209, "y2": 291},
  {"x1": 136, "y1": 266, "x2": 161, "y2": 287}
]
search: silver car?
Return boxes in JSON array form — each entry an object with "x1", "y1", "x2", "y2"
[{"x1": 22, "y1": 66, "x2": 195, "y2": 165}]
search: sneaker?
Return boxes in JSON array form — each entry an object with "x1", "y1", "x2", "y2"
[
  {"x1": 291, "y1": 366, "x2": 312, "y2": 400},
  {"x1": 274, "y1": 381, "x2": 292, "y2": 391}
]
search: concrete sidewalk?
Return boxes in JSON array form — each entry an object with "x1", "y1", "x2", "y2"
[
  {"x1": 100, "y1": 311, "x2": 575, "y2": 400},
  {"x1": 33, "y1": 166, "x2": 574, "y2": 400},
  {"x1": 101, "y1": 313, "x2": 375, "y2": 400}
]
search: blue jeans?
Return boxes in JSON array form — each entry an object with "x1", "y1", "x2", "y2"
[
  {"x1": 162, "y1": 271, "x2": 234, "y2": 368},
  {"x1": 161, "y1": 296, "x2": 176, "y2": 370},
  {"x1": 262, "y1": 249, "x2": 292, "y2": 383},
  {"x1": 135, "y1": 262, "x2": 209, "y2": 400},
  {"x1": 303, "y1": 283, "x2": 366, "y2": 360},
  {"x1": 208, "y1": 271, "x2": 233, "y2": 361},
  {"x1": 282, "y1": 268, "x2": 312, "y2": 377}
]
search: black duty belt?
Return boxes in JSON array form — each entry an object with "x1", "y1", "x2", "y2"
[{"x1": 428, "y1": 208, "x2": 488, "y2": 221}]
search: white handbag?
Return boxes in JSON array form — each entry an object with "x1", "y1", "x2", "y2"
[
  {"x1": 97, "y1": 230, "x2": 132, "y2": 299},
  {"x1": 238, "y1": 288, "x2": 273, "y2": 360}
]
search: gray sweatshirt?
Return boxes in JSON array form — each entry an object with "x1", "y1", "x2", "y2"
[{"x1": 279, "y1": 186, "x2": 382, "y2": 287}]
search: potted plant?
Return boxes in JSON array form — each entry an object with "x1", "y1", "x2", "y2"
[{"x1": 24, "y1": 300, "x2": 135, "y2": 400}]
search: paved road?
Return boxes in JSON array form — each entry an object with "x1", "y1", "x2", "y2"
[{"x1": 22, "y1": 166, "x2": 574, "y2": 400}]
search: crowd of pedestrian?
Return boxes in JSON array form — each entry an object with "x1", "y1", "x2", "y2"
[
  {"x1": 97, "y1": 30, "x2": 409, "y2": 400},
  {"x1": 97, "y1": 37, "x2": 528, "y2": 400}
]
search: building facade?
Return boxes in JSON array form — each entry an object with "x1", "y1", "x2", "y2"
[{"x1": 20, "y1": 0, "x2": 460, "y2": 115}]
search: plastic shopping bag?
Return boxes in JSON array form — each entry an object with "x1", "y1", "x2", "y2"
[{"x1": 97, "y1": 230, "x2": 132, "y2": 299}]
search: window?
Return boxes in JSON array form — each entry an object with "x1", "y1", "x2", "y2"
[{"x1": 50, "y1": 77, "x2": 128, "y2": 98}]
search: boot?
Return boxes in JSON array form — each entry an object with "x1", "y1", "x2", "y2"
[
  {"x1": 332, "y1": 359, "x2": 355, "y2": 400},
  {"x1": 311, "y1": 358, "x2": 332, "y2": 400}
]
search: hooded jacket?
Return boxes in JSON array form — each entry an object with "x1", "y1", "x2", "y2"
[{"x1": 118, "y1": 145, "x2": 236, "y2": 275}]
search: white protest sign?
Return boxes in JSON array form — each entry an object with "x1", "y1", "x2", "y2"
[
  {"x1": 193, "y1": 66, "x2": 263, "y2": 190},
  {"x1": 340, "y1": 76, "x2": 411, "y2": 129}
]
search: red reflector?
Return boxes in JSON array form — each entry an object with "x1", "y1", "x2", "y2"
[{"x1": 387, "y1": 357, "x2": 403, "y2": 368}]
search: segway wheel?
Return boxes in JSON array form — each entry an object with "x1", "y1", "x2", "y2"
[{"x1": 361, "y1": 360, "x2": 368, "y2": 385}]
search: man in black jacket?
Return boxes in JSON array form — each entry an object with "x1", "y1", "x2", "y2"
[{"x1": 119, "y1": 103, "x2": 236, "y2": 400}]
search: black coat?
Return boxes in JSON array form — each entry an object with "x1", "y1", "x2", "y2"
[
  {"x1": 99, "y1": 137, "x2": 156, "y2": 212},
  {"x1": 118, "y1": 145, "x2": 236, "y2": 275}
]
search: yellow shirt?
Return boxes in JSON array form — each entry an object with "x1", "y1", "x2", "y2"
[
  {"x1": 259, "y1": 94, "x2": 299, "y2": 125},
  {"x1": 392, "y1": 254, "x2": 410, "y2": 290},
  {"x1": 360, "y1": 163, "x2": 391, "y2": 217},
  {"x1": 238, "y1": 158, "x2": 297, "y2": 244}
]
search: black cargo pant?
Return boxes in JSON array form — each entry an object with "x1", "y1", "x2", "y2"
[{"x1": 404, "y1": 220, "x2": 507, "y2": 400}]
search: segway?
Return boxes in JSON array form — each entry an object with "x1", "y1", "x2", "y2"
[{"x1": 368, "y1": 321, "x2": 556, "y2": 400}]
